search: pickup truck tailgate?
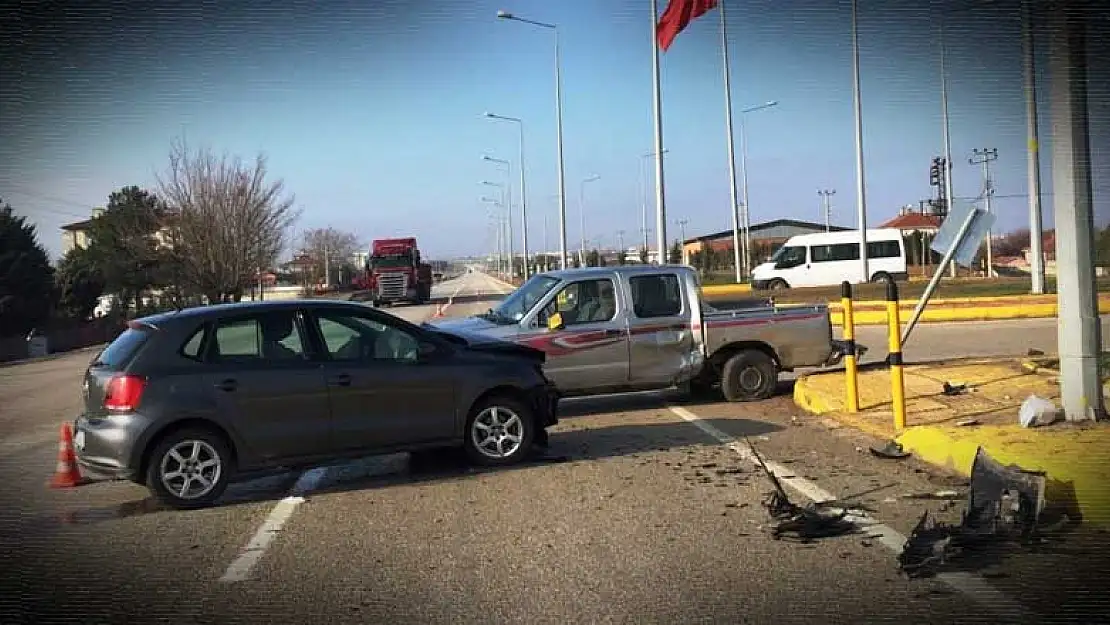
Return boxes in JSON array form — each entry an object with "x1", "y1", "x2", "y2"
[{"x1": 703, "y1": 304, "x2": 836, "y2": 371}]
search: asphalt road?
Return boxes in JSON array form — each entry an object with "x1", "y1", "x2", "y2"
[{"x1": 1, "y1": 269, "x2": 1104, "y2": 624}]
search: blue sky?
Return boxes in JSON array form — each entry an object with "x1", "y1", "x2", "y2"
[{"x1": 2, "y1": 0, "x2": 1107, "y2": 261}]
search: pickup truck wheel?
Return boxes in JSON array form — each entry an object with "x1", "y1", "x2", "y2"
[
  {"x1": 464, "y1": 395, "x2": 536, "y2": 467},
  {"x1": 721, "y1": 350, "x2": 778, "y2": 402}
]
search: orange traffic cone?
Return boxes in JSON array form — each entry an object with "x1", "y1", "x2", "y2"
[
  {"x1": 433, "y1": 303, "x2": 444, "y2": 318},
  {"x1": 49, "y1": 423, "x2": 86, "y2": 489}
]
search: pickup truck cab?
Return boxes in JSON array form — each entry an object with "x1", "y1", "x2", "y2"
[{"x1": 428, "y1": 265, "x2": 856, "y2": 402}]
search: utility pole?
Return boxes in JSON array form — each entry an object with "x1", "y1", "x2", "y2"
[
  {"x1": 1022, "y1": 0, "x2": 1046, "y2": 295},
  {"x1": 617, "y1": 229, "x2": 625, "y2": 261},
  {"x1": 676, "y1": 219, "x2": 688, "y2": 264},
  {"x1": 969, "y1": 148, "x2": 998, "y2": 278},
  {"x1": 324, "y1": 241, "x2": 330, "y2": 288},
  {"x1": 818, "y1": 189, "x2": 836, "y2": 232}
]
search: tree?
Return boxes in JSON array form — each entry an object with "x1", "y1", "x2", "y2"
[
  {"x1": 669, "y1": 241, "x2": 682, "y2": 264},
  {"x1": 586, "y1": 249, "x2": 601, "y2": 267},
  {"x1": 55, "y1": 246, "x2": 105, "y2": 320},
  {"x1": 86, "y1": 186, "x2": 167, "y2": 312},
  {"x1": 158, "y1": 138, "x2": 300, "y2": 303},
  {"x1": 302, "y1": 227, "x2": 360, "y2": 284},
  {"x1": 0, "y1": 201, "x2": 55, "y2": 336}
]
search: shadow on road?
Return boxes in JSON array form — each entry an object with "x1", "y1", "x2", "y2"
[{"x1": 34, "y1": 416, "x2": 784, "y2": 532}]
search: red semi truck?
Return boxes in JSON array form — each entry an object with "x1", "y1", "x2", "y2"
[{"x1": 363, "y1": 237, "x2": 433, "y2": 306}]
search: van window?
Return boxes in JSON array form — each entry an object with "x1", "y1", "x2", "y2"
[
  {"x1": 868, "y1": 240, "x2": 902, "y2": 258},
  {"x1": 812, "y1": 243, "x2": 860, "y2": 263},
  {"x1": 771, "y1": 245, "x2": 806, "y2": 268}
]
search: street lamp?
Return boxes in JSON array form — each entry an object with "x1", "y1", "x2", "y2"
[
  {"x1": 738, "y1": 100, "x2": 778, "y2": 279},
  {"x1": 485, "y1": 112, "x2": 530, "y2": 278},
  {"x1": 497, "y1": 9, "x2": 568, "y2": 271},
  {"x1": 482, "y1": 158, "x2": 514, "y2": 277},
  {"x1": 580, "y1": 174, "x2": 600, "y2": 266},
  {"x1": 850, "y1": 0, "x2": 870, "y2": 283},
  {"x1": 638, "y1": 150, "x2": 668, "y2": 254},
  {"x1": 482, "y1": 196, "x2": 505, "y2": 275}
]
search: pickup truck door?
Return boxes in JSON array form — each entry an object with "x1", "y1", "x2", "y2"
[
  {"x1": 521, "y1": 275, "x2": 630, "y2": 393},
  {"x1": 624, "y1": 271, "x2": 699, "y2": 387}
]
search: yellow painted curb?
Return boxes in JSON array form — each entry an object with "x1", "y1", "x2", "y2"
[
  {"x1": 824, "y1": 299, "x2": 1110, "y2": 326},
  {"x1": 793, "y1": 372, "x2": 1110, "y2": 528},
  {"x1": 896, "y1": 425, "x2": 1110, "y2": 528},
  {"x1": 701, "y1": 283, "x2": 753, "y2": 295}
]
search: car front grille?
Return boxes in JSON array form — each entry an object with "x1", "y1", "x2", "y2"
[{"x1": 378, "y1": 273, "x2": 408, "y2": 299}]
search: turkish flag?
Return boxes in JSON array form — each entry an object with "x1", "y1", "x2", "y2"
[{"x1": 657, "y1": 0, "x2": 719, "y2": 52}]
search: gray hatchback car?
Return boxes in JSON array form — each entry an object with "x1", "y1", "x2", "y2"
[{"x1": 73, "y1": 300, "x2": 559, "y2": 509}]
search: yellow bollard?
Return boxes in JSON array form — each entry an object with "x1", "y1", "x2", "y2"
[
  {"x1": 841, "y1": 281, "x2": 860, "y2": 413},
  {"x1": 886, "y1": 280, "x2": 907, "y2": 432}
]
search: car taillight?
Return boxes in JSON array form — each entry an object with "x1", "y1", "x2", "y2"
[{"x1": 104, "y1": 375, "x2": 147, "y2": 412}]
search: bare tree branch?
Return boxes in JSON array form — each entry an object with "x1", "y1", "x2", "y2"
[{"x1": 156, "y1": 137, "x2": 301, "y2": 302}]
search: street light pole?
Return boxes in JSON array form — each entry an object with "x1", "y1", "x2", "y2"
[
  {"x1": 970, "y1": 148, "x2": 998, "y2": 277},
  {"x1": 718, "y1": 0, "x2": 744, "y2": 285},
  {"x1": 483, "y1": 158, "x2": 513, "y2": 277},
  {"x1": 580, "y1": 174, "x2": 600, "y2": 266},
  {"x1": 486, "y1": 113, "x2": 530, "y2": 278},
  {"x1": 818, "y1": 189, "x2": 836, "y2": 232},
  {"x1": 1022, "y1": 0, "x2": 1046, "y2": 295},
  {"x1": 851, "y1": 0, "x2": 870, "y2": 284},
  {"x1": 497, "y1": 10, "x2": 568, "y2": 271},
  {"x1": 939, "y1": 17, "x2": 957, "y2": 279},
  {"x1": 738, "y1": 101, "x2": 778, "y2": 278}
]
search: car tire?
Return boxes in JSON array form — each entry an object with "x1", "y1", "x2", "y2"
[
  {"x1": 768, "y1": 279, "x2": 789, "y2": 291},
  {"x1": 871, "y1": 272, "x2": 892, "y2": 283},
  {"x1": 145, "y1": 426, "x2": 233, "y2": 510},
  {"x1": 463, "y1": 394, "x2": 536, "y2": 467},
  {"x1": 720, "y1": 350, "x2": 778, "y2": 402}
]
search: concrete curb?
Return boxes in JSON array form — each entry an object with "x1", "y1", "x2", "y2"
[{"x1": 792, "y1": 373, "x2": 1110, "y2": 528}]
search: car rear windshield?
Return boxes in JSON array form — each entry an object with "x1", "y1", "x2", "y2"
[{"x1": 92, "y1": 327, "x2": 152, "y2": 370}]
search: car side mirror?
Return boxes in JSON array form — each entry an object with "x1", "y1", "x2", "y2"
[
  {"x1": 547, "y1": 312, "x2": 564, "y2": 331},
  {"x1": 416, "y1": 341, "x2": 439, "y2": 361}
]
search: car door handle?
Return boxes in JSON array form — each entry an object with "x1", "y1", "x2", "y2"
[
  {"x1": 329, "y1": 373, "x2": 352, "y2": 387},
  {"x1": 215, "y1": 379, "x2": 237, "y2": 392}
]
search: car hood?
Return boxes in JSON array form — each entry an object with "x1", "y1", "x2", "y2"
[{"x1": 425, "y1": 317, "x2": 545, "y2": 364}]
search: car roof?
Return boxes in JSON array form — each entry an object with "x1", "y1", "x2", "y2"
[
  {"x1": 537, "y1": 264, "x2": 694, "y2": 282},
  {"x1": 785, "y1": 228, "x2": 902, "y2": 245},
  {"x1": 134, "y1": 299, "x2": 374, "y2": 328}
]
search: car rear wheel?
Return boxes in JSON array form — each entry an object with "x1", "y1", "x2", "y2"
[
  {"x1": 145, "y1": 427, "x2": 232, "y2": 510},
  {"x1": 464, "y1": 395, "x2": 536, "y2": 467},
  {"x1": 721, "y1": 350, "x2": 778, "y2": 402},
  {"x1": 871, "y1": 272, "x2": 892, "y2": 283},
  {"x1": 768, "y1": 279, "x2": 789, "y2": 291}
]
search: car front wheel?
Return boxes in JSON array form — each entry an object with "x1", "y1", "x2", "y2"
[
  {"x1": 145, "y1": 427, "x2": 233, "y2": 510},
  {"x1": 464, "y1": 395, "x2": 536, "y2": 467}
]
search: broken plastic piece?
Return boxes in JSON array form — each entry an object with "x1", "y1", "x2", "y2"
[{"x1": 942, "y1": 381, "x2": 967, "y2": 396}]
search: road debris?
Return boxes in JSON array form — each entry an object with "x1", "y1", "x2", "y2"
[
  {"x1": 941, "y1": 381, "x2": 967, "y2": 396},
  {"x1": 1019, "y1": 394, "x2": 1061, "y2": 427},
  {"x1": 900, "y1": 490, "x2": 963, "y2": 500},
  {"x1": 955, "y1": 418, "x2": 979, "y2": 427},
  {"x1": 869, "y1": 441, "x2": 911, "y2": 459},
  {"x1": 898, "y1": 447, "x2": 1046, "y2": 579},
  {"x1": 747, "y1": 439, "x2": 857, "y2": 543}
]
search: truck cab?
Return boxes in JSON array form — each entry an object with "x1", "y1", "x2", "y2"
[
  {"x1": 428, "y1": 265, "x2": 855, "y2": 401},
  {"x1": 368, "y1": 238, "x2": 433, "y2": 305}
]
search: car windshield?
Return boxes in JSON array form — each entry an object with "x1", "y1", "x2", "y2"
[{"x1": 483, "y1": 274, "x2": 561, "y2": 324}]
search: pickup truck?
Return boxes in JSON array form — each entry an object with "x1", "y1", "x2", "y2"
[{"x1": 427, "y1": 265, "x2": 857, "y2": 402}]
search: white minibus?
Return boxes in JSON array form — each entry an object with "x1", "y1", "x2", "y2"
[{"x1": 750, "y1": 228, "x2": 908, "y2": 290}]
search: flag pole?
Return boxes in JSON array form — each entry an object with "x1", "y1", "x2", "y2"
[
  {"x1": 719, "y1": 1, "x2": 743, "y2": 283},
  {"x1": 650, "y1": 0, "x2": 667, "y2": 264}
]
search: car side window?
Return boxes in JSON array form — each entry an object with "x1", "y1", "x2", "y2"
[
  {"x1": 540, "y1": 278, "x2": 617, "y2": 327},
  {"x1": 213, "y1": 312, "x2": 307, "y2": 362},
  {"x1": 629, "y1": 274, "x2": 682, "y2": 318},
  {"x1": 180, "y1": 326, "x2": 206, "y2": 361},
  {"x1": 314, "y1": 311, "x2": 421, "y2": 364}
]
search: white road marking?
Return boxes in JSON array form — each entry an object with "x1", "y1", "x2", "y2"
[
  {"x1": 218, "y1": 466, "x2": 329, "y2": 583},
  {"x1": 667, "y1": 404, "x2": 1035, "y2": 622}
]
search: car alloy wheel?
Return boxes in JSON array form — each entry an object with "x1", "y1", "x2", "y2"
[
  {"x1": 159, "y1": 439, "x2": 222, "y2": 501},
  {"x1": 471, "y1": 406, "x2": 524, "y2": 460}
]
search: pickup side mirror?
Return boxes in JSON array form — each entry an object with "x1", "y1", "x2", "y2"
[{"x1": 547, "y1": 312, "x2": 565, "y2": 331}]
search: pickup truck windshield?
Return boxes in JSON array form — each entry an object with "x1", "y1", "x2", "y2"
[{"x1": 486, "y1": 274, "x2": 560, "y2": 324}]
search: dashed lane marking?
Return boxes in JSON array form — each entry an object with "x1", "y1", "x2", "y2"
[{"x1": 667, "y1": 404, "x2": 1036, "y2": 623}]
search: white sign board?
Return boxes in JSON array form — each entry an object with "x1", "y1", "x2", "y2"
[{"x1": 930, "y1": 202, "x2": 996, "y2": 268}]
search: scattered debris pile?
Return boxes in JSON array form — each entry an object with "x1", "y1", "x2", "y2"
[
  {"x1": 749, "y1": 440, "x2": 858, "y2": 543},
  {"x1": 898, "y1": 447, "x2": 1046, "y2": 578}
]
